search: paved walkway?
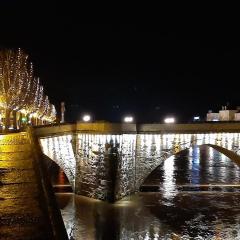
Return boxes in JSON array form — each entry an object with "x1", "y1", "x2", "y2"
[{"x1": 0, "y1": 133, "x2": 52, "y2": 240}]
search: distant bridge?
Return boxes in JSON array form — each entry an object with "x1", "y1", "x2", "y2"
[{"x1": 34, "y1": 122, "x2": 240, "y2": 202}]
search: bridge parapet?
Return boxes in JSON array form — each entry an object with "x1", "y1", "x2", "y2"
[
  {"x1": 76, "y1": 122, "x2": 137, "y2": 134},
  {"x1": 138, "y1": 122, "x2": 240, "y2": 133},
  {"x1": 34, "y1": 122, "x2": 240, "y2": 138},
  {"x1": 34, "y1": 124, "x2": 76, "y2": 137}
]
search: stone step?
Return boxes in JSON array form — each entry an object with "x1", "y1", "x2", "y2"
[
  {"x1": 0, "y1": 159, "x2": 33, "y2": 169},
  {"x1": 0, "y1": 197, "x2": 42, "y2": 216},
  {"x1": 0, "y1": 217, "x2": 49, "y2": 240},
  {"x1": 0, "y1": 169, "x2": 36, "y2": 185},
  {"x1": 0, "y1": 145, "x2": 31, "y2": 153},
  {"x1": 0, "y1": 183, "x2": 39, "y2": 199},
  {"x1": 0, "y1": 132, "x2": 68, "y2": 239},
  {"x1": 0, "y1": 152, "x2": 33, "y2": 161}
]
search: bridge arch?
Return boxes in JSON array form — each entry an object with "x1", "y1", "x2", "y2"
[
  {"x1": 39, "y1": 134, "x2": 76, "y2": 189},
  {"x1": 43, "y1": 155, "x2": 73, "y2": 191},
  {"x1": 139, "y1": 148, "x2": 190, "y2": 191},
  {"x1": 139, "y1": 144, "x2": 240, "y2": 192}
]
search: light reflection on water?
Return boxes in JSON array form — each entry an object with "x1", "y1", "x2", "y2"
[
  {"x1": 56, "y1": 192, "x2": 240, "y2": 240},
  {"x1": 161, "y1": 156, "x2": 177, "y2": 200},
  {"x1": 55, "y1": 145, "x2": 240, "y2": 239}
]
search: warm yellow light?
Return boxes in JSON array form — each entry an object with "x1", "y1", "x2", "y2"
[{"x1": 20, "y1": 109, "x2": 27, "y2": 115}]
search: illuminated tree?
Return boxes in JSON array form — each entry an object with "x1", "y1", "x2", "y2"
[
  {"x1": 37, "y1": 95, "x2": 50, "y2": 123},
  {"x1": 46, "y1": 104, "x2": 57, "y2": 122},
  {"x1": 0, "y1": 48, "x2": 56, "y2": 130},
  {"x1": 24, "y1": 77, "x2": 42, "y2": 124},
  {"x1": 0, "y1": 49, "x2": 33, "y2": 129}
]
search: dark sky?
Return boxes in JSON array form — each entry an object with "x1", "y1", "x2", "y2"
[{"x1": 1, "y1": 1, "x2": 240, "y2": 123}]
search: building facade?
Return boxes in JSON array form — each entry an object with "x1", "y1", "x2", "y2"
[{"x1": 206, "y1": 107, "x2": 240, "y2": 122}]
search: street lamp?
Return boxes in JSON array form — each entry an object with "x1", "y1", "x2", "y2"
[
  {"x1": 82, "y1": 114, "x2": 91, "y2": 122},
  {"x1": 124, "y1": 116, "x2": 134, "y2": 123},
  {"x1": 164, "y1": 117, "x2": 175, "y2": 124},
  {"x1": 193, "y1": 116, "x2": 200, "y2": 121}
]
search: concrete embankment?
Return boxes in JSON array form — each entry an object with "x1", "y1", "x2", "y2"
[{"x1": 0, "y1": 131, "x2": 68, "y2": 240}]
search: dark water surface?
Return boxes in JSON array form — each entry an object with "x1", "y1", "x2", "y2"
[{"x1": 55, "y1": 146, "x2": 240, "y2": 239}]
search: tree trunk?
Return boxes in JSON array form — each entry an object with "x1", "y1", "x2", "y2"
[
  {"x1": 19, "y1": 112, "x2": 23, "y2": 129},
  {"x1": 12, "y1": 110, "x2": 17, "y2": 130},
  {"x1": 26, "y1": 114, "x2": 30, "y2": 125},
  {"x1": 4, "y1": 109, "x2": 11, "y2": 132}
]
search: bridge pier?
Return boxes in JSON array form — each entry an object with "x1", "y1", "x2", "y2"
[{"x1": 74, "y1": 135, "x2": 136, "y2": 202}]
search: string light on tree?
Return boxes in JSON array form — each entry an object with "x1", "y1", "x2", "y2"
[{"x1": 0, "y1": 48, "x2": 56, "y2": 130}]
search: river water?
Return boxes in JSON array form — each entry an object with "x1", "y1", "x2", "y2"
[{"x1": 54, "y1": 145, "x2": 240, "y2": 239}]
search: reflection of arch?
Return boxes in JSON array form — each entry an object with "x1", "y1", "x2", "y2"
[
  {"x1": 140, "y1": 148, "x2": 189, "y2": 190},
  {"x1": 139, "y1": 144, "x2": 240, "y2": 191},
  {"x1": 43, "y1": 154, "x2": 73, "y2": 191},
  {"x1": 206, "y1": 144, "x2": 240, "y2": 167}
]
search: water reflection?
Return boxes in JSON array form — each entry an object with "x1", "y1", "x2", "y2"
[
  {"x1": 55, "y1": 145, "x2": 240, "y2": 239},
  {"x1": 143, "y1": 145, "x2": 240, "y2": 190},
  {"x1": 56, "y1": 192, "x2": 240, "y2": 240},
  {"x1": 161, "y1": 156, "x2": 177, "y2": 200}
]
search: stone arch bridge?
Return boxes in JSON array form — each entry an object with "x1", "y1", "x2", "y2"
[{"x1": 34, "y1": 122, "x2": 240, "y2": 202}]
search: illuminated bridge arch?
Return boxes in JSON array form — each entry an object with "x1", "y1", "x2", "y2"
[
  {"x1": 134, "y1": 133, "x2": 240, "y2": 191},
  {"x1": 39, "y1": 134, "x2": 76, "y2": 189},
  {"x1": 139, "y1": 144, "x2": 240, "y2": 191}
]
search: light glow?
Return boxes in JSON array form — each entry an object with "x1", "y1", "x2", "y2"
[
  {"x1": 124, "y1": 116, "x2": 133, "y2": 123},
  {"x1": 82, "y1": 115, "x2": 91, "y2": 122},
  {"x1": 164, "y1": 117, "x2": 175, "y2": 124},
  {"x1": 193, "y1": 116, "x2": 200, "y2": 121}
]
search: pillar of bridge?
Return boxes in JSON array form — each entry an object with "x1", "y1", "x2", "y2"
[{"x1": 74, "y1": 139, "x2": 118, "y2": 202}]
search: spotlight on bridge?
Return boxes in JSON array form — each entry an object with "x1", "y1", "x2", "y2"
[
  {"x1": 82, "y1": 114, "x2": 91, "y2": 122},
  {"x1": 123, "y1": 116, "x2": 134, "y2": 123},
  {"x1": 164, "y1": 117, "x2": 175, "y2": 124}
]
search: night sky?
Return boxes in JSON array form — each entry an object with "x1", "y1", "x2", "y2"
[{"x1": 1, "y1": 2, "x2": 240, "y2": 123}]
